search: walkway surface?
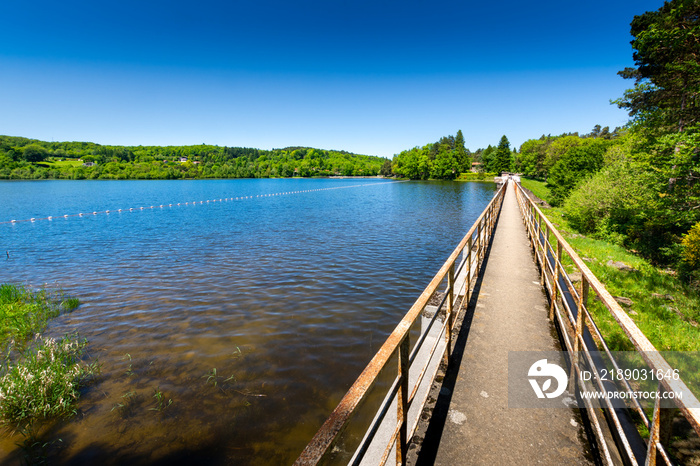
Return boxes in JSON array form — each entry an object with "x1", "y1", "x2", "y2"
[{"x1": 413, "y1": 182, "x2": 594, "y2": 465}]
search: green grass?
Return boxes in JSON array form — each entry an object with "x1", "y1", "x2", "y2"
[
  {"x1": 43, "y1": 159, "x2": 83, "y2": 168},
  {"x1": 455, "y1": 172, "x2": 498, "y2": 181},
  {"x1": 519, "y1": 181, "x2": 700, "y2": 353},
  {"x1": 0, "y1": 284, "x2": 80, "y2": 347},
  {"x1": 520, "y1": 177, "x2": 552, "y2": 204}
]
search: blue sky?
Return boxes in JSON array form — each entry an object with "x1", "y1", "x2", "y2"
[{"x1": 0, "y1": 0, "x2": 663, "y2": 158}]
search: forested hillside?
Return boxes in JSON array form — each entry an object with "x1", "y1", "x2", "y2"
[{"x1": 0, "y1": 137, "x2": 387, "y2": 179}]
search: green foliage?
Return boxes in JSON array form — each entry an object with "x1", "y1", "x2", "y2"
[
  {"x1": 21, "y1": 144, "x2": 48, "y2": 163},
  {"x1": 563, "y1": 155, "x2": 656, "y2": 243},
  {"x1": 547, "y1": 138, "x2": 612, "y2": 205},
  {"x1": 391, "y1": 130, "x2": 470, "y2": 180},
  {"x1": 0, "y1": 136, "x2": 386, "y2": 180},
  {"x1": 682, "y1": 222, "x2": 700, "y2": 269},
  {"x1": 492, "y1": 135, "x2": 513, "y2": 174},
  {"x1": 615, "y1": 0, "x2": 700, "y2": 132},
  {"x1": 517, "y1": 137, "x2": 552, "y2": 178}
]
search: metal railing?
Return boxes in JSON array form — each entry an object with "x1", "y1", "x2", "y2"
[
  {"x1": 513, "y1": 181, "x2": 700, "y2": 466},
  {"x1": 295, "y1": 181, "x2": 507, "y2": 465}
]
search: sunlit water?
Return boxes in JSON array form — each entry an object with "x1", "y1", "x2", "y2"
[{"x1": 0, "y1": 178, "x2": 496, "y2": 465}]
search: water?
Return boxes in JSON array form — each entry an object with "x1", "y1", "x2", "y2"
[{"x1": 0, "y1": 178, "x2": 496, "y2": 464}]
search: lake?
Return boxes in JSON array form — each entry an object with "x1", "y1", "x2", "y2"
[{"x1": 0, "y1": 178, "x2": 496, "y2": 465}]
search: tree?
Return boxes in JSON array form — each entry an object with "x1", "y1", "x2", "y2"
[
  {"x1": 455, "y1": 129, "x2": 470, "y2": 172},
  {"x1": 492, "y1": 136, "x2": 513, "y2": 174},
  {"x1": 22, "y1": 144, "x2": 48, "y2": 163},
  {"x1": 547, "y1": 138, "x2": 612, "y2": 205},
  {"x1": 615, "y1": 0, "x2": 700, "y2": 133},
  {"x1": 380, "y1": 159, "x2": 393, "y2": 176},
  {"x1": 518, "y1": 138, "x2": 550, "y2": 178}
]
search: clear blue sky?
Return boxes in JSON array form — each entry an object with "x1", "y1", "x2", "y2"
[{"x1": 0, "y1": 0, "x2": 663, "y2": 158}]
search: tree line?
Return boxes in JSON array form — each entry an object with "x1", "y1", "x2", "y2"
[{"x1": 0, "y1": 138, "x2": 387, "y2": 180}]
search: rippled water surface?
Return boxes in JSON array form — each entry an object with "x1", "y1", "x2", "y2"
[{"x1": 0, "y1": 178, "x2": 496, "y2": 464}]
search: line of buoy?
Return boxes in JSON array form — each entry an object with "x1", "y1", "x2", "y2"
[{"x1": 0, "y1": 180, "x2": 408, "y2": 225}]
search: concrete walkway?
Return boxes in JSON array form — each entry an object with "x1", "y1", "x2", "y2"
[{"x1": 412, "y1": 182, "x2": 594, "y2": 465}]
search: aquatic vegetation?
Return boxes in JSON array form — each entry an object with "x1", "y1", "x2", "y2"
[
  {"x1": 0, "y1": 334, "x2": 99, "y2": 430},
  {"x1": 111, "y1": 391, "x2": 139, "y2": 418},
  {"x1": 150, "y1": 387, "x2": 172, "y2": 412},
  {"x1": 0, "y1": 284, "x2": 80, "y2": 347}
]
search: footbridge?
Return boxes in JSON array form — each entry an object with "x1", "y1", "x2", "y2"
[{"x1": 295, "y1": 180, "x2": 700, "y2": 466}]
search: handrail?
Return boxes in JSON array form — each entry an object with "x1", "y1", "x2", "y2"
[
  {"x1": 513, "y1": 181, "x2": 700, "y2": 466},
  {"x1": 295, "y1": 181, "x2": 507, "y2": 465}
]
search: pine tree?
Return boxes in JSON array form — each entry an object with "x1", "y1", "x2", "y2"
[{"x1": 493, "y1": 135, "x2": 513, "y2": 174}]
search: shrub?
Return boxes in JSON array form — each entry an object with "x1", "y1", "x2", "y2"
[
  {"x1": 682, "y1": 222, "x2": 700, "y2": 268},
  {"x1": 563, "y1": 158, "x2": 656, "y2": 243}
]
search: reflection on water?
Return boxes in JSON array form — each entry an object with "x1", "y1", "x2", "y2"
[{"x1": 0, "y1": 178, "x2": 495, "y2": 464}]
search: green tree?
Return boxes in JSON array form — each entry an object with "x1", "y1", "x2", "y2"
[
  {"x1": 492, "y1": 136, "x2": 513, "y2": 174},
  {"x1": 454, "y1": 129, "x2": 470, "y2": 173},
  {"x1": 547, "y1": 138, "x2": 612, "y2": 205},
  {"x1": 518, "y1": 138, "x2": 550, "y2": 178},
  {"x1": 615, "y1": 0, "x2": 700, "y2": 133},
  {"x1": 380, "y1": 159, "x2": 393, "y2": 176},
  {"x1": 22, "y1": 144, "x2": 48, "y2": 163}
]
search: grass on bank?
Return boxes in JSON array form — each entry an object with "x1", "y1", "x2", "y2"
[
  {"x1": 520, "y1": 178, "x2": 700, "y2": 353},
  {"x1": 455, "y1": 172, "x2": 498, "y2": 181},
  {"x1": 0, "y1": 284, "x2": 97, "y2": 431}
]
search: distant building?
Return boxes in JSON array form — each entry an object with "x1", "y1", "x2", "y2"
[
  {"x1": 470, "y1": 162, "x2": 482, "y2": 173},
  {"x1": 82, "y1": 161, "x2": 95, "y2": 167},
  {"x1": 179, "y1": 157, "x2": 188, "y2": 162}
]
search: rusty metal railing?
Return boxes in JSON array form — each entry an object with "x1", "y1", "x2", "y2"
[
  {"x1": 513, "y1": 181, "x2": 700, "y2": 466},
  {"x1": 295, "y1": 181, "x2": 507, "y2": 465}
]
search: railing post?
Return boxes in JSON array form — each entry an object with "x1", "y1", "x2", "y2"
[
  {"x1": 478, "y1": 220, "x2": 484, "y2": 263},
  {"x1": 397, "y1": 337, "x2": 410, "y2": 465},
  {"x1": 570, "y1": 275, "x2": 588, "y2": 386},
  {"x1": 550, "y1": 239, "x2": 562, "y2": 320},
  {"x1": 645, "y1": 383, "x2": 664, "y2": 466},
  {"x1": 538, "y1": 214, "x2": 546, "y2": 286},
  {"x1": 466, "y1": 237, "x2": 472, "y2": 307},
  {"x1": 573, "y1": 276, "x2": 588, "y2": 354},
  {"x1": 445, "y1": 262, "x2": 455, "y2": 362}
]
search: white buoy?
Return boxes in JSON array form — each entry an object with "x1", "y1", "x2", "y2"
[
  {"x1": 11, "y1": 219, "x2": 16, "y2": 223},
  {"x1": 47, "y1": 216, "x2": 52, "y2": 220}
]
